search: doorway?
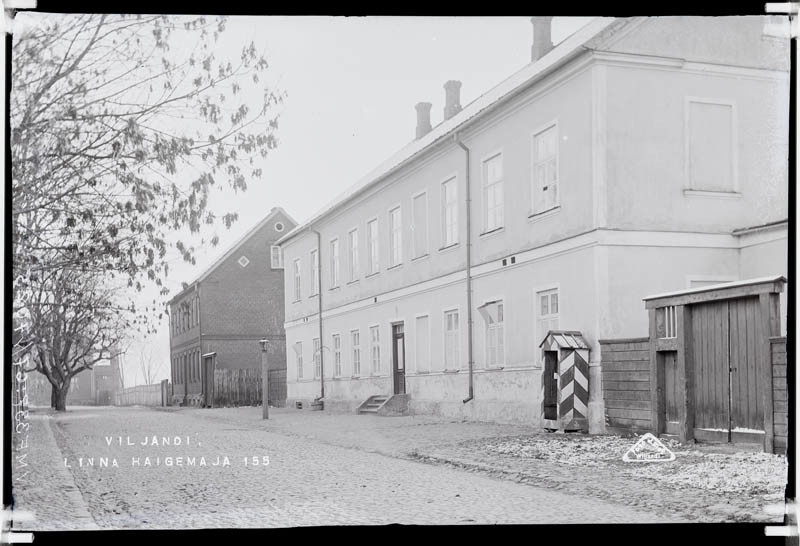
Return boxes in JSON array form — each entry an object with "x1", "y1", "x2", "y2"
[
  {"x1": 392, "y1": 323, "x2": 406, "y2": 395},
  {"x1": 658, "y1": 351, "x2": 680, "y2": 435},
  {"x1": 543, "y1": 350, "x2": 558, "y2": 421},
  {"x1": 202, "y1": 354, "x2": 215, "y2": 408}
]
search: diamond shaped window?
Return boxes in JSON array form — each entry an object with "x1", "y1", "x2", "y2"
[{"x1": 238, "y1": 255, "x2": 250, "y2": 268}]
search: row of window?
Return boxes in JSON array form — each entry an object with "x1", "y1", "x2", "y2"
[
  {"x1": 288, "y1": 124, "x2": 559, "y2": 302},
  {"x1": 171, "y1": 297, "x2": 200, "y2": 336},
  {"x1": 172, "y1": 350, "x2": 201, "y2": 384},
  {"x1": 292, "y1": 288, "x2": 559, "y2": 379}
]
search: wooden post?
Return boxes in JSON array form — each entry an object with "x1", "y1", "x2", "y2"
[
  {"x1": 676, "y1": 305, "x2": 693, "y2": 443},
  {"x1": 260, "y1": 339, "x2": 270, "y2": 419},
  {"x1": 759, "y1": 293, "x2": 775, "y2": 453},
  {"x1": 648, "y1": 308, "x2": 660, "y2": 434}
]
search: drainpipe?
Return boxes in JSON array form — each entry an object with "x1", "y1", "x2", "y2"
[
  {"x1": 310, "y1": 227, "x2": 325, "y2": 401},
  {"x1": 455, "y1": 135, "x2": 474, "y2": 404}
]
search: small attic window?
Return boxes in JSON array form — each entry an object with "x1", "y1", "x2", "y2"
[
  {"x1": 238, "y1": 255, "x2": 250, "y2": 268},
  {"x1": 275, "y1": 222, "x2": 285, "y2": 232}
]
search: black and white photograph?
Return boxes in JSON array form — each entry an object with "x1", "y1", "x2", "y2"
[{"x1": 4, "y1": 7, "x2": 796, "y2": 538}]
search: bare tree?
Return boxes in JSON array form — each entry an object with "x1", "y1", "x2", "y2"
[{"x1": 137, "y1": 346, "x2": 164, "y2": 385}]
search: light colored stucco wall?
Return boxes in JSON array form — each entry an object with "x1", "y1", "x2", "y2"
[
  {"x1": 738, "y1": 228, "x2": 789, "y2": 336},
  {"x1": 603, "y1": 63, "x2": 789, "y2": 232}
]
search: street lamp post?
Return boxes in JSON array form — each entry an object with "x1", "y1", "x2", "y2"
[{"x1": 259, "y1": 338, "x2": 270, "y2": 419}]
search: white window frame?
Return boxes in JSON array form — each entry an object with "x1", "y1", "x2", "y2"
[
  {"x1": 294, "y1": 341, "x2": 303, "y2": 380},
  {"x1": 683, "y1": 96, "x2": 739, "y2": 196},
  {"x1": 313, "y1": 337, "x2": 321, "y2": 379},
  {"x1": 367, "y1": 218, "x2": 380, "y2": 275},
  {"x1": 270, "y1": 245, "x2": 283, "y2": 269},
  {"x1": 329, "y1": 238, "x2": 340, "y2": 289},
  {"x1": 481, "y1": 151, "x2": 504, "y2": 233},
  {"x1": 535, "y1": 285, "x2": 560, "y2": 354},
  {"x1": 293, "y1": 258, "x2": 301, "y2": 302},
  {"x1": 411, "y1": 190, "x2": 429, "y2": 259},
  {"x1": 479, "y1": 300, "x2": 505, "y2": 369},
  {"x1": 443, "y1": 308, "x2": 460, "y2": 371},
  {"x1": 389, "y1": 205, "x2": 402, "y2": 267},
  {"x1": 351, "y1": 329, "x2": 361, "y2": 377},
  {"x1": 369, "y1": 325, "x2": 381, "y2": 374},
  {"x1": 441, "y1": 175, "x2": 458, "y2": 248},
  {"x1": 531, "y1": 121, "x2": 559, "y2": 214},
  {"x1": 310, "y1": 249, "x2": 319, "y2": 296},
  {"x1": 332, "y1": 333, "x2": 342, "y2": 377},
  {"x1": 348, "y1": 228, "x2": 359, "y2": 281}
]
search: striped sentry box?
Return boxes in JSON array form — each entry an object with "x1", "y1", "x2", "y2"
[{"x1": 539, "y1": 331, "x2": 590, "y2": 432}]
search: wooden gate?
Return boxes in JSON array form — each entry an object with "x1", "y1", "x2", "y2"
[
  {"x1": 644, "y1": 276, "x2": 784, "y2": 450},
  {"x1": 691, "y1": 297, "x2": 763, "y2": 441}
]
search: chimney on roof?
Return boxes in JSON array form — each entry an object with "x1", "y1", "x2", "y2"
[
  {"x1": 530, "y1": 16, "x2": 554, "y2": 62},
  {"x1": 415, "y1": 102, "x2": 432, "y2": 139},
  {"x1": 443, "y1": 80, "x2": 462, "y2": 121}
]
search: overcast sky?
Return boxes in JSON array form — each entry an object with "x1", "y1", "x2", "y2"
[{"x1": 9, "y1": 15, "x2": 595, "y2": 385}]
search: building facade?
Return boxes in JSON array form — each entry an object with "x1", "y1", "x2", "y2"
[
  {"x1": 278, "y1": 17, "x2": 789, "y2": 431},
  {"x1": 168, "y1": 207, "x2": 297, "y2": 406}
]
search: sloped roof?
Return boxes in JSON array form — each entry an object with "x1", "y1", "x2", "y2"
[
  {"x1": 277, "y1": 17, "x2": 632, "y2": 246},
  {"x1": 168, "y1": 206, "x2": 297, "y2": 305},
  {"x1": 539, "y1": 330, "x2": 591, "y2": 350}
]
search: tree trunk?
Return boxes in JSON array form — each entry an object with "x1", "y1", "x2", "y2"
[
  {"x1": 50, "y1": 386, "x2": 57, "y2": 409},
  {"x1": 53, "y1": 381, "x2": 70, "y2": 411}
]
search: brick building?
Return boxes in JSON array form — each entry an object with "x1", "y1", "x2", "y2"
[
  {"x1": 168, "y1": 207, "x2": 297, "y2": 406},
  {"x1": 25, "y1": 352, "x2": 123, "y2": 407}
]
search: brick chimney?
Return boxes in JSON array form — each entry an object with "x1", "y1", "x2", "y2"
[
  {"x1": 415, "y1": 102, "x2": 432, "y2": 139},
  {"x1": 530, "y1": 16, "x2": 554, "y2": 62},
  {"x1": 443, "y1": 80, "x2": 462, "y2": 121}
]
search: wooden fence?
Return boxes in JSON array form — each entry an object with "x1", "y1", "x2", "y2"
[
  {"x1": 115, "y1": 380, "x2": 169, "y2": 407},
  {"x1": 771, "y1": 337, "x2": 788, "y2": 454},
  {"x1": 211, "y1": 368, "x2": 287, "y2": 408},
  {"x1": 213, "y1": 368, "x2": 262, "y2": 407},
  {"x1": 600, "y1": 338, "x2": 653, "y2": 435}
]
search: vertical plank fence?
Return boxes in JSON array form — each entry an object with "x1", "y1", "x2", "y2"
[{"x1": 214, "y1": 368, "x2": 262, "y2": 407}]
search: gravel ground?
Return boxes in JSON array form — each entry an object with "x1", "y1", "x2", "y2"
[
  {"x1": 12, "y1": 406, "x2": 683, "y2": 529},
  {"x1": 185, "y1": 406, "x2": 788, "y2": 523}
]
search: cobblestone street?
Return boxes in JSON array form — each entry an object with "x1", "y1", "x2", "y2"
[{"x1": 11, "y1": 406, "x2": 690, "y2": 529}]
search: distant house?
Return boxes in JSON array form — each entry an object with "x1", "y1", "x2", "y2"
[
  {"x1": 168, "y1": 207, "x2": 297, "y2": 406},
  {"x1": 24, "y1": 351, "x2": 123, "y2": 407},
  {"x1": 277, "y1": 17, "x2": 788, "y2": 432}
]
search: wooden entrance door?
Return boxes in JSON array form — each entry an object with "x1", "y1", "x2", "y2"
[
  {"x1": 543, "y1": 351, "x2": 558, "y2": 421},
  {"x1": 203, "y1": 355, "x2": 215, "y2": 407},
  {"x1": 691, "y1": 297, "x2": 763, "y2": 442},
  {"x1": 392, "y1": 323, "x2": 406, "y2": 395}
]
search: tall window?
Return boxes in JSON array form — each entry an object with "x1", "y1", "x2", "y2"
[
  {"x1": 370, "y1": 325, "x2": 381, "y2": 373},
  {"x1": 310, "y1": 249, "x2": 319, "y2": 296},
  {"x1": 533, "y1": 124, "x2": 558, "y2": 213},
  {"x1": 367, "y1": 219, "x2": 379, "y2": 274},
  {"x1": 415, "y1": 315, "x2": 430, "y2": 373},
  {"x1": 351, "y1": 330, "x2": 361, "y2": 376},
  {"x1": 483, "y1": 153, "x2": 504, "y2": 231},
  {"x1": 348, "y1": 229, "x2": 359, "y2": 281},
  {"x1": 294, "y1": 342, "x2": 303, "y2": 380},
  {"x1": 412, "y1": 192, "x2": 428, "y2": 258},
  {"x1": 389, "y1": 206, "x2": 402, "y2": 266},
  {"x1": 479, "y1": 301, "x2": 505, "y2": 368},
  {"x1": 270, "y1": 245, "x2": 283, "y2": 269},
  {"x1": 333, "y1": 334, "x2": 342, "y2": 377},
  {"x1": 293, "y1": 258, "x2": 301, "y2": 301},
  {"x1": 537, "y1": 288, "x2": 559, "y2": 347},
  {"x1": 444, "y1": 309, "x2": 460, "y2": 370},
  {"x1": 442, "y1": 177, "x2": 458, "y2": 247},
  {"x1": 329, "y1": 239, "x2": 340, "y2": 288},
  {"x1": 313, "y1": 338, "x2": 321, "y2": 378}
]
